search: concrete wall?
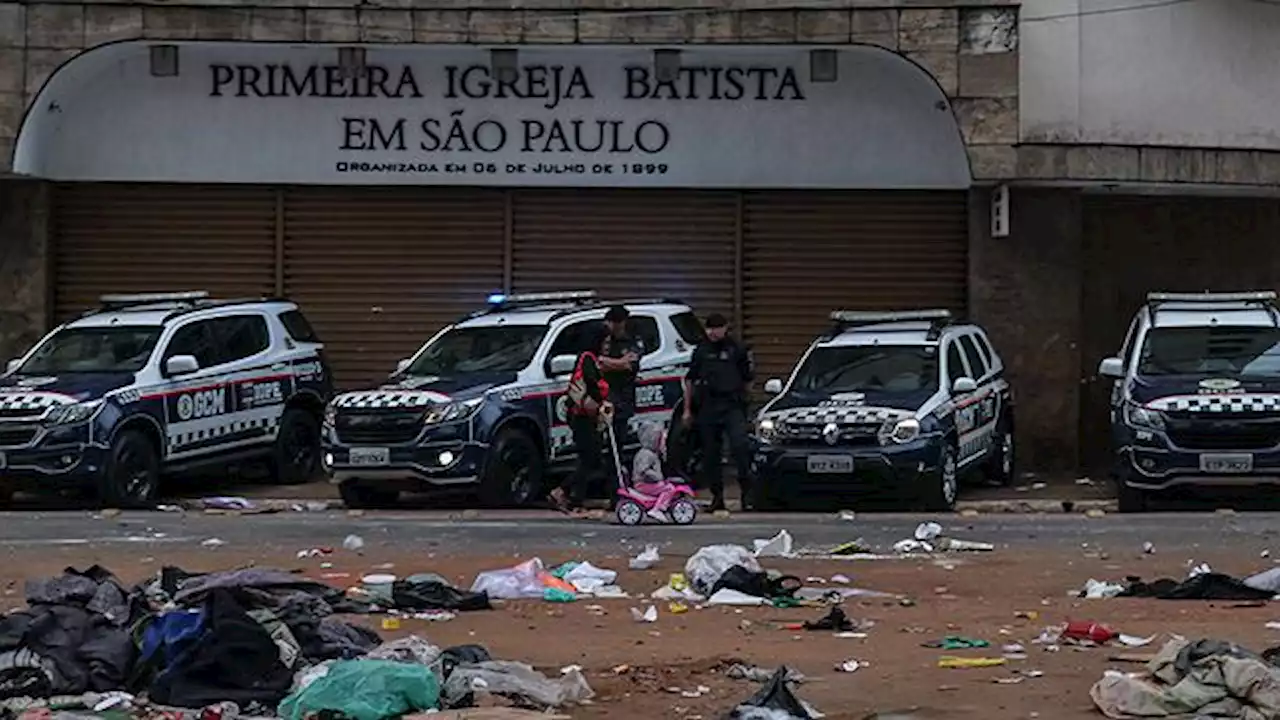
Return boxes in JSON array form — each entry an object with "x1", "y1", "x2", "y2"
[
  {"x1": 969, "y1": 187, "x2": 1082, "y2": 473},
  {"x1": 0, "y1": 178, "x2": 50, "y2": 366},
  {"x1": 1018, "y1": 0, "x2": 1280, "y2": 186},
  {"x1": 0, "y1": 2, "x2": 1020, "y2": 180}
]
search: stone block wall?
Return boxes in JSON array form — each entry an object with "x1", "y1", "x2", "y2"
[
  {"x1": 0, "y1": 177, "x2": 50, "y2": 365},
  {"x1": 0, "y1": 1, "x2": 1021, "y2": 177}
]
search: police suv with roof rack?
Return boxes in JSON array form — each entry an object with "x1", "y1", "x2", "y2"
[
  {"x1": 0, "y1": 291, "x2": 333, "y2": 508},
  {"x1": 322, "y1": 291, "x2": 704, "y2": 509},
  {"x1": 752, "y1": 310, "x2": 1015, "y2": 511},
  {"x1": 1099, "y1": 291, "x2": 1280, "y2": 512}
]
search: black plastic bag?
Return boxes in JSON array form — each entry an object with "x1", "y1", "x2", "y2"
[
  {"x1": 726, "y1": 666, "x2": 814, "y2": 719},
  {"x1": 712, "y1": 566, "x2": 802, "y2": 600},
  {"x1": 390, "y1": 579, "x2": 491, "y2": 612}
]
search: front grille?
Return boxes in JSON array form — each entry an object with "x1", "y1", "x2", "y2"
[
  {"x1": 334, "y1": 411, "x2": 424, "y2": 445},
  {"x1": 0, "y1": 408, "x2": 44, "y2": 420},
  {"x1": 0, "y1": 426, "x2": 38, "y2": 447},
  {"x1": 1166, "y1": 415, "x2": 1280, "y2": 451},
  {"x1": 777, "y1": 423, "x2": 881, "y2": 447}
]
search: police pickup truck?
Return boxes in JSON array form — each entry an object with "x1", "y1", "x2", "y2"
[
  {"x1": 1099, "y1": 291, "x2": 1280, "y2": 512},
  {"x1": 322, "y1": 291, "x2": 704, "y2": 508},
  {"x1": 752, "y1": 310, "x2": 1015, "y2": 511},
  {"x1": 0, "y1": 292, "x2": 332, "y2": 508}
]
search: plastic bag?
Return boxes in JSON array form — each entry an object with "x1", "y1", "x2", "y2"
[
  {"x1": 470, "y1": 559, "x2": 547, "y2": 600},
  {"x1": 726, "y1": 666, "x2": 816, "y2": 720},
  {"x1": 278, "y1": 659, "x2": 440, "y2": 720},
  {"x1": 367, "y1": 635, "x2": 442, "y2": 669},
  {"x1": 685, "y1": 545, "x2": 760, "y2": 596},
  {"x1": 441, "y1": 660, "x2": 594, "y2": 709},
  {"x1": 562, "y1": 562, "x2": 617, "y2": 594}
]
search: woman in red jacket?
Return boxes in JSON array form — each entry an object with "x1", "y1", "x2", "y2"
[{"x1": 549, "y1": 325, "x2": 613, "y2": 515}]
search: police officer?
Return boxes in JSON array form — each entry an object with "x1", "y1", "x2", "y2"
[
  {"x1": 598, "y1": 305, "x2": 643, "y2": 505},
  {"x1": 682, "y1": 313, "x2": 754, "y2": 512}
]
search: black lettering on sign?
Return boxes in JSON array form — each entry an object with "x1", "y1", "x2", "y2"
[
  {"x1": 209, "y1": 64, "x2": 424, "y2": 99},
  {"x1": 173, "y1": 387, "x2": 227, "y2": 422}
]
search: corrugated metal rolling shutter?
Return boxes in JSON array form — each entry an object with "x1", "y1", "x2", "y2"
[
  {"x1": 511, "y1": 190, "x2": 737, "y2": 319},
  {"x1": 743, "y1": 191, "x2": 968, "y2": 383},
  {"x1": 283, "y1": 188, "x2": 505, "y2": 389},
  {"x1": 52, "y1": 184, "x2": 276, "y2": 321}
]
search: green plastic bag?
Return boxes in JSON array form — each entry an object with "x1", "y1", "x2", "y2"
[
  {"x1": 279, "y1": 659, "x2": 440, "y2": 720},
  {"x1": 544, "y1": 587, "x2": 577, "y2": 603}
]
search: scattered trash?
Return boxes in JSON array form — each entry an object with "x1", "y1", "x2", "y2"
[
  {"x1": 629, "y1": 545, "x2": 661, "y2": 570},
  {"x1": 838, "y1": 510, "x2": 856, "y2": 521},
  {"x1": 923, "y1": 636, "x2": 990, "y2": 650},
  {"x1": 686, "y1": 545, "x2": 761, "y2": 596},
  {"x1": 938, "y1": 538, "x2": 994, "y2": 552},
  {"x1": 343, "y1": 535, "x2": 366, "y2": 552},
  {"x1": 1080, "y1": 578, "x2": 1125, "y2": 599},
  {"x1": 1063, "y1": 621, "x2": 1117, "y2": 644},
  {"x1": 893, "y1": 539, "x2": 933, "y2": 554},
  {"x1": 200, "y1": 496, "x2": 256, "y2": 511},
  {"x1": 831, "y1": 574, "x2": 851, "y2": 584},
  {"x1": 914, "y1": 522, "x2": 942, "y2": 541},
  {"x1": 726, "y1": 666, "x2": 819, "y2": 719},
  {"x1": 753, "y1": 530, "x2": 795, "y2": 558},
  {"x1": 631, "y1": 605, "x2": 658, "y2": 623},
  {"x1": 440, "y1": 661, "x2": 593, "y2": 709},
  {"x1": 835, "y1": 659, "x2": 865, "y2": 673},
  {"x1": 297, "y1": 547, "x2": 334, "y2": 558},
  {"x1": 802, "y1": 607, "x2": 856, "y2": 632},
  {"x1": 200, "y1": 538, "x2": 226, "y2": 548},
  {"x1": 937, "y1": 657, "x2": 1006, "y2": 669},
  {"x1": 668, "y1": 601, "x2": 688, "y2": 614},
  {"x1": 1142, "y1": 541, "x2": 1155, "y2": 554},
  {"x1": 726, "y1": 664, "x2": 807, "y2": 684},
  {"x1": 708, "y1": 589, "x2": 771, "y2": 606}
]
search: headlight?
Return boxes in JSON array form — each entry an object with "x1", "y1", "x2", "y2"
[
  {"x1": 755, "y1": 416, "x2": 778, "y2": 442},
  {"x1": 879, "y1": 417, "x2": 921, "y2": 445},
  {"x1": 43, "y1": 401, "x2": 101, "y2": 426},
  {"x1": 424, "y1": 397, "x2": 484, "y2": 425},
  {"x1": 323, "y1": 403, "x2": 337, "y2": 428},
  {"x1": 1124, "y1": 403, "x2": 1165, "y2": 431}
]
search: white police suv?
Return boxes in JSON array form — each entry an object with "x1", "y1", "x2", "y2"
[
  {"x1": 752, "y1": 310, "x2": 1015, "y2": 511},
  {"x1": 323, "y1": 291, "x2": 703, "y2": 508},
  {"x1": 1099, "y1": 291, "x2": 1280, "y2": 512},
  {"x1": 0, "y1": 292, "x2": 333, "y2": 508}
]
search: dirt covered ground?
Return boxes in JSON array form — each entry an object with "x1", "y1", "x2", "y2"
[{"x1": 0, "y1": 538, "x2": 1275, "y2": 720}]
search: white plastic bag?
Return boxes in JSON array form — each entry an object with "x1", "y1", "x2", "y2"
[
  {"x1": 630, "y1": 545, "x2": 661, "y2": 570},
  {"x1": 563, "y1": 561, "x2": 618, "y2": 594},
  {"x1": 442, "y1": 660, "x2": 594, "y2": 708},
  {"x1": 470, "y1": 558, "x2": 547, "y2": 599},
  {"x1": 752, "y1": 530, "x2": 794, "y2": 558},
  {"x1": 685, "y1": 545, "x2": 760, "y2": 596}
]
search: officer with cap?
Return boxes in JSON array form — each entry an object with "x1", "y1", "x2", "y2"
[
  {"x1": 682, "y1": 313, "x2": 754, "y2": 512},
  {"x1": 598, "y1": 304, "x2": 644, "y2": 505}
]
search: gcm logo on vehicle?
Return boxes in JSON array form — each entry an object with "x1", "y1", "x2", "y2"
[{"x1": 176, "y1": 388, "x2": 226, "y2": 421}]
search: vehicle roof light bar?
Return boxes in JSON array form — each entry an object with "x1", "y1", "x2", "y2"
[
  {"x1": 830, "y1": 309, "x2": 953, "y2": 324},
  {"x1": 1146, "y1": 291, "x2": 1277, "y2": 303},
  {"x1": 487, "y1": 290, "x2": 597, "y2": 306},
  {"x1": 98, "y1": 291, "x2": 210, "y2": 308}
]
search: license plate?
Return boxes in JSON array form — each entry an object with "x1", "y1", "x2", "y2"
[
  {"x1": 1200, "y1": 453, "x2": 1253, "y2": 473},
  {"x1": 348, "y1": 447, "x2": 390, "y2": 467},
  {"x1": 807, "y1": 455, "x2": 854, "y2": 474}
]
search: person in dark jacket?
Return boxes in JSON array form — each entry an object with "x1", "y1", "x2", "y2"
[
  {"x1": 598, "y1": 305, "x2": 643, "y2": 508},
  {"x1": 549, "y1": 325, "x2": 612, "y2": 515},
  {"x1": 682, "y1": 313, "x2": 754, "y2": 512}
]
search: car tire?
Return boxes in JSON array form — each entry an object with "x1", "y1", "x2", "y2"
[
  {"x1": 270, "y1": 407, "x2": 322, "y2": 485},
  {"x1": 98, "y1": 429, "x2": 160, "y2": 510},
  {"x1": 985, "y1": 418, "x2": 1016, "y2": 486},
  {"x1": 339, "y1": 480, "x2": 400, "y2": 509},
  {"x1": 919, "y1": 443, "x2": 960, "y2": 512},
  {"x1": 1115, "y1": 469, "x2": 1148, "y2": 513},
  {"x1": 480, "y1": 428, "x2": 543, "y2": 508}
]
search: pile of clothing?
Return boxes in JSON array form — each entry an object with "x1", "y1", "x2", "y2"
[{"x1": 1091, "y1": 638, "x2": 1280, "y2": 719}]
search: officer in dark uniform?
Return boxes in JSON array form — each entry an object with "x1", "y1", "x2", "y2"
[
  {"x1": 598, "y1": 305, "x2": 644, "y2": 505},
  {"x1": 682, "y1": 313, "x2": 754, "y2": 512}
]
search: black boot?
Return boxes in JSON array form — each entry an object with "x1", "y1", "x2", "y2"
[{"x1": 708, "y1": 494, "x2": 726, "y2": 513}]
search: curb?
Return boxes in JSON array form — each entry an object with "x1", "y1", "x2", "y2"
[{"x1": 172, "y1": 496, "x2": 1119, "y2": 515}]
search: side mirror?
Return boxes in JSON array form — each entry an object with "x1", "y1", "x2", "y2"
[
  {"x1": 549, "y1": 354, "x2": 577, "y2": 376},
  {"x1": 4, "y1": 359, "x2": 19, "y2": 375},
  {"x1": 952, "y1": 377, "x2": 978, "y2": 394},
  {"x1": 1098, "y1": 357, "x2": 1124, "y2": 379},
  {"x1": 164, "y1": 355, "x2": 200, "y2": 377},
  {"x1": 395, "y1": 358, "x2": 411, "y2": 374},
  {"x1": 763, "y1": 378, "x2": 783, "y2": 395}
]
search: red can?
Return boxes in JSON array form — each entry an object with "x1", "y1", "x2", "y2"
[{"x1": 1063, "y1": 620, "x2": 1116, "y2": 644}]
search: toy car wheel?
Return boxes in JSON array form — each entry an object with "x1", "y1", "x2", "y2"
[
  {"x1": 339, "y1": 480, "x2": 400, "y2": 509},
  {"x1": 669, "y1": 497, "x2": 698, "y2": 525},
  {"x1": 271, "y1": 407, "x2": 322, "y2": 485},
  {"x1": 99, "y1": 429, "x2": 160, "y2": 509},
  {"x1": 615, "y1": 499, "x2": 645, "y2": 526}
]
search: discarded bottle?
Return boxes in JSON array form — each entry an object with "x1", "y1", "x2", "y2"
[{"x1": 1063, "y1": 620, "x2": 1117, "y2": 644}]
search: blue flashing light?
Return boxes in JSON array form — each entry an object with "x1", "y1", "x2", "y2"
[{"x1": 487, "y1": 293, "x2": 507, "y2": 305}]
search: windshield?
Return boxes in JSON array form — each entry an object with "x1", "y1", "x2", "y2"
[
  {"x1": 792, "y1": 345, "x2": 940, "y2": 393},
  {"x1": 1138, "y1": 325, "x2": 1280, "y2": 378},
  {"x1": 405, "y1": 325, "x2": 547, "y2": 376},
  {"x1": 18, "y1": 326, "x2": 161, "y2": 374}
]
